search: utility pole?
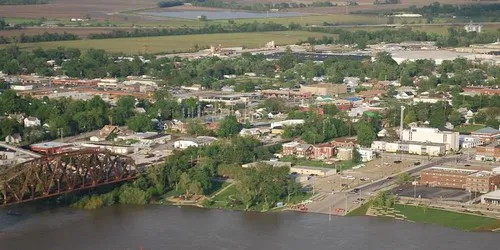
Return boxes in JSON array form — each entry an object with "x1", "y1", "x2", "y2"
[{"x1": 400, "y1": 106, "x2": 405, "y2": 139}]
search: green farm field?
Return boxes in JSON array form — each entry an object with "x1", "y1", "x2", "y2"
[{"x1": 1, "y1": 31, "x2": 329, "y2": 54}]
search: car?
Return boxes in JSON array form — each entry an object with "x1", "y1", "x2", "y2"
[
  {"x1": 357, "y1": 198, "x2": 365, "y2": 201},
  {"x1": 341, "y1": 184, "x2": 349, "y2": 187},
  {"x1": 353, "y1": 200, "x2": 360, "y2": 204},
  {"x1": 353, "y1": 188, "x2": 360, "y2": 193},
  {"x1": 387, "y1": 176, "x2": 393, "y2": 180},
  {"x1": 394, "y1": 160, "x2": 402, "y2": 164}
]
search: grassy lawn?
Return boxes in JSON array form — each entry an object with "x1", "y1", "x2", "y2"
[
  {"x1": 2, "y1": 31, "x2": 327, "y2": 54},
  {"x1": 206, "y1": 184, "x2": 246, "y2": 210},
  {"x1": 394, "y1": 204, "x2": 500, "y2": 231},
  {"x1": 454, "y1": 124, "x2": 486, "y2": 133},
  {"x1": 347, "y1": 202, "x2": 371, "y2": 217}
]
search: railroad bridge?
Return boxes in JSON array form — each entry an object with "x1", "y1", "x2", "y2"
[{"x1": 0, "y1": 150, "x2": 137, "y2": 206}]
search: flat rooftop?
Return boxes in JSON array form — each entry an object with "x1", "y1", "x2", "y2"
[
  {"x1": 423, "y1": 167, "x2": 478, "y2": 175},
  {"x1": 30, "y1": 142, "x2": 72, "y2": 149}
]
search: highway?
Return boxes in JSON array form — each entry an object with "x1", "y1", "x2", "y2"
[
  {"x1": 308, "y1": 22, "x2": 500, "y2": 29},
  {"x1": 305, "y1": 155, "x2": 464, "y2": 215}
]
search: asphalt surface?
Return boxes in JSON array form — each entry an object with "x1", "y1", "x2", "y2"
[{"x1": 306, "y1": 156, "x2": 462, "y2": 215}]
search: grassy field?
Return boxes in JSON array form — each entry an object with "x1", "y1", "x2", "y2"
[
  {"x1": 347, "y1": 202, "x2": 371, "y2": 216},
  {"x1": 394, "y1": 204, "x2": 500, "y2": 231},
  {"x1": 454, "y1": 124, "x2": 486, "y2": 133},
  {"x1": 1, "y1": 31, "x2": 327, "y2": 54}
]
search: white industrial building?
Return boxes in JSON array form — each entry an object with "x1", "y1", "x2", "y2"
[
  {"x1": 401, "y1": 127, "x2": 459, "y2": 151},
  {"x1": 389, "y1": 50, "x2": 483, "y2": 65},
  {"x1": 174, "y1": 136, "x2": 217, "y2": 149},
  {"x1": 371, "y1": 141, "x2": 446, "y2": 156}
]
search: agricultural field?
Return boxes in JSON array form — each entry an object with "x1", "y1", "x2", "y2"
[
  {"x1": 0, "y1": 30, "x2": 328, "y2": 54},
  {"x1": 0, "y1": 27, "x2": 134, "y2": 39},
  {"x1": 0, "y1": 0, "x2": 157, "y2": 20}
]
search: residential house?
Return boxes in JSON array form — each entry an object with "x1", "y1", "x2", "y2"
[
  {"x1": 332, "y1": 138, "x2": 357, "y2": 148},
  {"x1": 23, "y1": 117, "x2": 41, "y2": 128},
  {"x1": 282, "y1": 142, "x2": 300, "y2": 156},
  {"x1": 99, "y1": 125, "x2": 122, "y2": 139},
  {"x1": 358, "y1": 148, "x2": 374, "y2": 162},
  {"x1": 4, "y1": 134, "x2": 21, "y2": 144},
  {"x1": 164, "y1": 120, "x2": 188, "y2": 133},
  {"x1": 295, "y1": 144, "x2": 313, "y2": 159}
]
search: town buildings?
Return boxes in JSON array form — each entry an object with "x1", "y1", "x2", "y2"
[
  {"x1": 371, "y1": 141, "x2": 446, "y2": 156},
  {"x1": 300, "y1": 83, "x2": 347, "y2": 96},
  {"x1": 401, "y1": 127, "x2": 459, "y2": 151},
  {"x1": 475, "y1": 143, "x2": 500, "y2": 162},
  {"x1": 470, "y1": 127, "x2": 500, "y2": 144},
  {"x1": 420, "y1": 166, "x2": 500, "y2": 193}
]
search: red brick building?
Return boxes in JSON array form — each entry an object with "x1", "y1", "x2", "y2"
[
  {"x1": 420, "y1": 167, "x2": 477, "y2": 189},
  {"x1": 466, "y1": 171, "x2": 500, "y2": 193},
  {"x1": 312, "y1": 144, "x2": 336, "y2": 160},
  {"x1": 471, "y1": 127, "x2": 500, "y2": 144}
]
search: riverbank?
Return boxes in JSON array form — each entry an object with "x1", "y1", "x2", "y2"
[{"x1": 348, "y1": 202, "x2": 500, "y2": 232}]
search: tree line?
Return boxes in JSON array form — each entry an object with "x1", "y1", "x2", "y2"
[
  {"x1": 0, "y1": 32, "x2": 79, "y2": 44},
  {"x1": 407, "y1": 2, "x2": 500, "y2": 21},
  {"x1": 87, "y1": 22, "x2": 291, "y2": 39},
  {"x1": 305, "y1": 26, "x2": 500, "y2": 48},
  {"x1": 0, "y1": 0, "x2": 47, "y2": 4}
]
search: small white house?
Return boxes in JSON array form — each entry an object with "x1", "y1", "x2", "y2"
[
  {"x1": 5, "y1": 134, "x2": 22, "y2": 144},
  {"x1": 358, "y1": 148, "x2": 374, "y2": 162},
  {"x1": 23, "y1": 117, "x2": 41, "y2": 128}
]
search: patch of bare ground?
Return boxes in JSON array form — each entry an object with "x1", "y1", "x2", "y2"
[{"x1": 0, "y1": 0, "x2": 157, "y2": 20}]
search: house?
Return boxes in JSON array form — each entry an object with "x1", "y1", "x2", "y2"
[
  {"x1": 99, "y1": 125, "x2": 122, "y2": 139},
  {"x1": 295, "y1": 144, "x2": 313, "y2": 159},
  {"x1": 358, "y1": 148, "x2": 374, "y2": 162},
  {"x1": 282, "y1": 141, "x2": 300, "y2": 156},
  {"x1": 4, "y1": 134, "x2": 21, "y2": 144},
  {"x1": 239, "y1": 128, "x2": 269, "y2": 137},
  {"x1": 471, "y1": 127, "x2": 500, "y2": 144},
  {"x1": 290, "y1": 166, "x2": 337, "y2": 177},
  {"x1": 312, "y1": 144, "x2": 335, "y2": 160},
  {"x1": 332, "y1": 138, "x2": 357, "y2": 148},
  {"x1": 164, "y1": 120, "x2": 188, "y2": 133},
  {"x1": 23, "y1": 117, "x2": 41, "y2": 128}
]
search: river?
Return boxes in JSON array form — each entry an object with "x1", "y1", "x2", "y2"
[{"x1": 0, "y1": 205, "x2": 499, "y2": 250}]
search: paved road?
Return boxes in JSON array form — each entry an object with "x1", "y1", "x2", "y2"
[
  {"x1": 306, "y1": 156, "x2": 463, "y2": 215},
  {"x1": 308, "y1": 22, "x2": 500, "y2": 28},
  {"x1": 0, "y1": 143, "x2": 41, "y2": 158}
]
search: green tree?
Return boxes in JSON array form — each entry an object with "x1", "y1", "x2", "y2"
[
  {"x1": 217, "y1": 115, "x2": 241, "y2": 137},
  {"x1": 356, "y1": 123, "x2": 376, "y2": 147},
  {"x1": 395, "y1": 173, "x2": 412, "y2": 185},
  {"x1": 126, "y1": 114, "x2": 153, "y2": 132},
  {"x1": 447, "y1": 110, "x2": 462, "y2": 126}
]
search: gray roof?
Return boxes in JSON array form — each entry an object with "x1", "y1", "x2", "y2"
[{"x1": 473, "y1": 127, "x2": 500, "y2": 134}]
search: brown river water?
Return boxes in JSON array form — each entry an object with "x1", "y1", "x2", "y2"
[{"x1": 0, "y1": 205, "x2": 499, "y2": 250}]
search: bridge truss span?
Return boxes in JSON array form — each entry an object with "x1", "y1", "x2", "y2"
[{"x1": 0, "y1": 150, "x2": 137, "y2": 206}]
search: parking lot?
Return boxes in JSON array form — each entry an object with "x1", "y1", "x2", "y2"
[
  {"x1": 303, "y1": 156, "x2": 426, "y2": 194},
  {"x1": 394, "y1": 185, "x2": 473, "y2": 202}
]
